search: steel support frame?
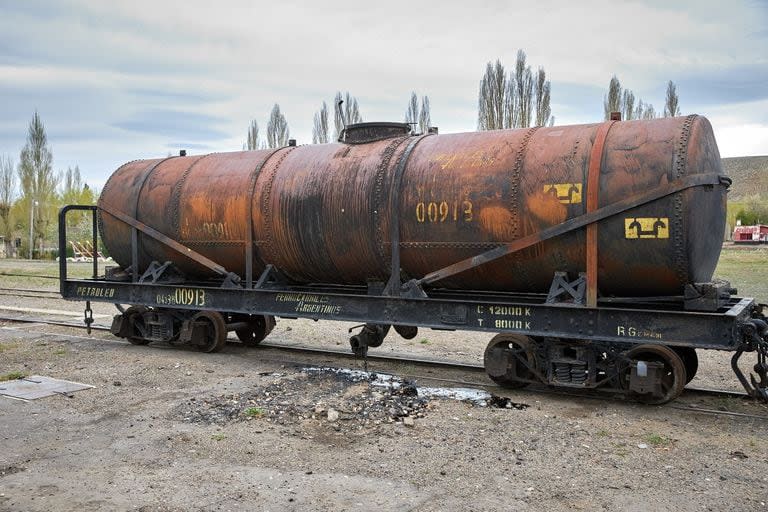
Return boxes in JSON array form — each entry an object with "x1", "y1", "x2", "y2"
[
  {"x1": 58, "y1": 203, "x2": 755, "y2": 352},
  {"x1": 60, "y1": 278, "x2": 751, "y2": 351}
]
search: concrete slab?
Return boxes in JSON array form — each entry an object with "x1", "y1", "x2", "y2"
[{"x1": 0, "y1": 375, "x2": 94, "y2": 400}]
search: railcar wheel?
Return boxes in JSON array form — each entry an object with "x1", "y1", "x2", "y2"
[
  {"x1": 191, "y1": 311, "x2": 227, "y2": 353},
  {"x1": 624, "y1": 345, "x2": 686, "y2": 404},
  {"x1": 483, "y1": 334, "x2": 537, "y2": 389},
  {"x1": 234, "y1": 315, "x2": 275, "y2": 346},
  {"x1": 672, "y1": 347, "x2": 698, "y2": 384},
  {"x1": 124, "y1": 306, "x2": 150, "y2": 345}
]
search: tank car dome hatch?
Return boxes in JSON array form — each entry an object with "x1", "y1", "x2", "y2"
[{"x1": 338, "y1": 122, "x2": 412, "y2": 144}]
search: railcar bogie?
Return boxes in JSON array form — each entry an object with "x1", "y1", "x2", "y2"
[{"x1": 111, "y1": 306, "x2": 276, "y2": 352}]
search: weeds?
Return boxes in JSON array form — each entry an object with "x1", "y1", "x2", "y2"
[
  {"x1": 0, "y1": 371, "x2": 27, "y2": 382},
  {"x1": 645, "y1": 433, "x2": 672, "y2": 447},
  {"x1": 243, "y1": 407, "x2": 265, "y2": 418}
]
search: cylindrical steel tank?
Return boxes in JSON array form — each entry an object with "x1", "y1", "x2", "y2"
[{"x1": 98, "y1": 115, "x2": 727, "y2": 296}]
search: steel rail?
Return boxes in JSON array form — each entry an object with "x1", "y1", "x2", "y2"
[{"x1": 0, "y1": 313, "x2": 753, "y2": 404}]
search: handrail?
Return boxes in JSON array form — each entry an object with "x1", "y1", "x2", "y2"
[{"x1": 58, "y1": 205, "x2": 99, "y2": 295}]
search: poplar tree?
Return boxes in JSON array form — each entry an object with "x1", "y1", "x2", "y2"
[
  {"x1": 312, "y1": 102, "x2": 330, "y2": 144},
  {"x1": 333, "y1": 91, "x2": 362, "y2": 141},
  {"x1": 405, "y1": 92, "x2": 432, "y2": 134},
  {"x1": 245, "y1": 120, "x2": 261, "y2": 150},
  {"x1": 0, "y1": 154, "x2": 15, "y2": 240},
  {"x1": 664, "y1": 81, "x2": 681, "y2": 117},
  {"x1": 266, "y1": 104, "x2": 290, "y2": 148},
  {"x1": 18, "y1": 111, "x2": 58, "y2": 257}
]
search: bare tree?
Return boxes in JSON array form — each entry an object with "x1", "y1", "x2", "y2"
[
  {"x1": 622, "y1": 89, "x2": 636, "y2": 121},
  {"x1": 502, "y1": 78, "x2": 516, "y2": 129},
  {"x1": 0, "y1": 154, "x2": 15, "y2": 240},
  {"x1": 405, "y1": 92, "x2": 419, "y2": 126},
  {"x1": 634, "y1": 99, "x2": 645, "y2": 120},
  {"x1": 604, "y1": 76, "x2": 660, "y2": 121},
  {"x1": 405, "y1": 92, "x2": 431, "y2": 134},
  {"x1": 60, "y1": 165, "x2": 96, "y2": 231},
  {"x1": 245, "y1": 120, "x2": 260, "y2": 150},
  {"x1": 266, "y1": 104, "x2": 290, "y2": 149},
  {"x1": 418, "y1": 95, "x2": 431, "y2": 134},
  {"x1": 18, "y1": 111, "x2": 59, "y2": 257},
  {"x1": 478, "y1": 51, "x2": 552, "y2": 130},
  {"x1": 534, "y1": 67, "x2": 552, "y2": 127},
  {"x1": 312, "y1": 102, "x2": 330, "y2": 144},
  {"x1": 604, "y1": 76, "x2": 622, "y2": 119},
  {"x1": 62, "y1": 165, "x2": 82, "y2": 198},
  {"x1": 664, "y1": 80, "x2": 681, "y2": 117},
  {"x1": 333, "y1": 91, "x2": 362, "y2": 140},
  {"x1": 514, "y1": 50, "x2": 533, "y2": 128},
  {"x1": 634, "y1": 99, "x2": 658, "y2": 120},
  {"x1": 333, "y1": 92, "x2": 345, "y2": 140},
  {"x1": 477, "y1": 60, "x2": 507, "y2": 130}
]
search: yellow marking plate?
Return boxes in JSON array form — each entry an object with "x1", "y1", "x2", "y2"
[
  {"x1": 543, "y1": 183, "x2": 582, "y2": 204},
  {"x1": 624, "y1": 217, "x2": 669, "y2": 239}
]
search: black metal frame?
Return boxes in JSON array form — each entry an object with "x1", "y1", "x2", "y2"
[{"x1": 58, "y1": 204, "x2": 768, "y2": 399}]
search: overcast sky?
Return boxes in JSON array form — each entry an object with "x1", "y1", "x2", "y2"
[{"x1": 1, "y1": 0, "x2": 767, "y2": 190}]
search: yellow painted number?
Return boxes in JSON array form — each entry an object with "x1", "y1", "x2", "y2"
[
  {"x1": 174, "y1": 288, "x2": 206, "y2": 306},
  {"x1": 416, "y1": 200, "x2": 472, "y2": 223}
]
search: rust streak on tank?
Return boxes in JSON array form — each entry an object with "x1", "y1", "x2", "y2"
[{"x1": 99, "y1": 117, "x2": 728, "y2": 297}]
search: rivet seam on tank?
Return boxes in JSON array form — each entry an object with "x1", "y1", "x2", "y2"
[
  {"x1": 97, "y1": 159, "x2": 141, "y2": 241},
  {"x1": 510, "y1": 127, "x2": 539, "y2": 291},
  {"x1": 260, "y1": 147, "x2": 297, "y2": 266},
  {"x1": 127, "y1": 157, "x2": 174, "y2": 266},
  {"x1": 171, "y1": 154, "x2": 211, "y2": 240},
  {"x1": 510, "y1": 127, "x2": 539, "y2": 238},
  {"x1": 374, "y1": 136, "x2": 411, "y2": 266},
  {"x1": 671, "y1": 114, "x2": 697, "y2": 283},
  {"x1": 246, "y1": 148, "x2": 284, "y2": 284}
]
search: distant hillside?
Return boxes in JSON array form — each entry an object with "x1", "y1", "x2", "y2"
[{"x1": 722, "y1": 155, "x2": 768, "y2": 201}]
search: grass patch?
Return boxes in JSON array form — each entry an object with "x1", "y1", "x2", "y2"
[
  {"x1": 612, "y1": 443, "x2": 629, "y2": 457},
  {"x1": 243, "y1": 407, "x2": 265, "y2": 418},
  {"x1": 211, "y1": 433, "x2": 226, "y2": 441},
  {"x1": 53, "y1": 348, "x2": 67, "y2": 356},
  {"x1": 0, "y1": 342, "x2": 19, "y2": 353},
  {"x1": 0, "y1": 260, "x2": 96, "y2": 288},
  {"x1": 0, "y1": 371, "x2": 27, "y2": 382},
  {"x1": 419, "y1": 338, "x2": 430, "y2": 345},
  {"x1": 644, "y1": 433, "x2": 672, "y2": 447},
  {"x1": 714, "y1": 247, "x2": 768, "y2": 301}
]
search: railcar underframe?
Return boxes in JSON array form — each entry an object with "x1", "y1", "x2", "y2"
[{"x1": 59, "y1": 205, "x2": 768, "y2": 404}]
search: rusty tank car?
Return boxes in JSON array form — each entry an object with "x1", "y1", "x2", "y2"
[
  {"x1": 98, "y1": 116, "x2": 725, "y2": 297},
  {"x1": 58, "y1": 115, "x2": 768, "y2": 405}
]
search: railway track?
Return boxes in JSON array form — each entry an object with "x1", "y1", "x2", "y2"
[
  {"x1": 0, "y1": 287, "x2": 62, "y2": 300},
  {"x1": 0, "y1": 272, "x2": 60, "y2": 280},
  {"x1": 2, "y1": 309, "x2": 765, "y2": 420}
]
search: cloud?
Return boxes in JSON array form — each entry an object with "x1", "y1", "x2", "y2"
[
  {"x1": 677, "y1": 65, "x2": 768, "y2": 106},
  {"x1": 0, "y1": 0, "x2": 766, "y2": 190},
  {"x1": 112, "y1": 110, "x2": 231, "y2": 141}
]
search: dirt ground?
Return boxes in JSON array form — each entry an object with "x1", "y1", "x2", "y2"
[{"x1": 1, "y1": 260, "x2": 768, "y2": 511}]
